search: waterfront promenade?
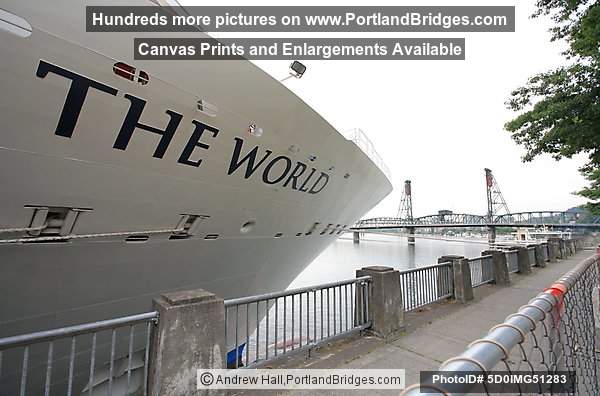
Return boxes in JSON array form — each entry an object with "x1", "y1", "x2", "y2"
[
  {"x1": 271, "y1": 249, "x2": 594, "y2": 395},
  {"x1": 2, "y1": 241, "x2": 593, "y2": 395}
]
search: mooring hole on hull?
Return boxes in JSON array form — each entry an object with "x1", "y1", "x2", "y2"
[{"x1": 125, "y1": 235, "x2": 149, "y2": 243}]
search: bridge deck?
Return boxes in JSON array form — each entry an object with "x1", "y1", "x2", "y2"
[
  {"x1": 352, "y1": 223, "x2": 599, "y2": 229},
  {"x1": 260, "y1": 250, "x2": 592, "y2": 396},
  {"x1": 352, "y1": 211, "x2": 600, "y2": 230}
]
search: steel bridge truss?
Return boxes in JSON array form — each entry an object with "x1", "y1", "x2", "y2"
[{"x1": 353, "y1": 211, "x2": 600, "y2": 230}]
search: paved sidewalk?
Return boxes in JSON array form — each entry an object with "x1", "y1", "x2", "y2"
[{"x1": 268, "y1": 249, "x2": 595, "y2": 396}]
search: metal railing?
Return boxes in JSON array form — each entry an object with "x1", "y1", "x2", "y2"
[
  {"x1": 402, "y1": 254, "x2": 600, "y2": 395},
  {"x1": 223, "y1": 276, "x2": 372, "y2": 368},
  {"x1": 505, "y1": 249, "x2": 519, "y2": 273},
  {"x1": 0, "y1": 311, "x2": 158, "y2": 396},
  {"x1": 353, "y1": 213, "x2": 488, "y2": 229},
  {"x1": 353, "y1": 214, "x2": 600, "y2": 231},
  {"x1": 399, "y1": 263, "x2": 454, "y2": 312},
  {"x1": 468, "y1": 255, "x2": 494, "y2": 287},
  {"x1": 494, "y1": 210, "x2": 583, "y2": 225},
  {"x1": 344, "y1": 128, "x2": 391, "y2": 181}
]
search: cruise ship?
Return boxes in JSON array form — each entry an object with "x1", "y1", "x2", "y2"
[{"x1": 0, "y1": 0, "x2": 392, "y2": 393}]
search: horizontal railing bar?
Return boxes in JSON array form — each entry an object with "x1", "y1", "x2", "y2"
[
  {"x1": 472, "y1": 278, "x2": 493, "y2": 287},
  {"x1": 406, "y1": 292, "x2": 453, "y2": 312},
  {"x1": 224, "y1": 276, "x2": 372, "y2": 307},
  {"x1": 242, "y1": 321, "x2": 372, "y2": 369},
  {"x1": 0, "y1": 311, "x2": 158, "y2": 350},
  {"x1": 467, "y1": 254, "x2": 493, "y2": 262},
  {"x1": 398, "y1": 262, "x2": 451, "y2": 275}
]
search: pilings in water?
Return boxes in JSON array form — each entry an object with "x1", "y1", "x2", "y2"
[
  {"x1": 407, "y1": 227, "x2": 416, "y2": 245},
  {"x1": 354, "y1": 229, "x2": 414, "y2": 244},
  {"x1": 487, "y1": 225, "x2": 496, "y2": 245}
]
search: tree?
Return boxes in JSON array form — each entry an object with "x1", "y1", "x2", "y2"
[{"x1": 505, "y1": 0, "x2": 600, "y2": 214}]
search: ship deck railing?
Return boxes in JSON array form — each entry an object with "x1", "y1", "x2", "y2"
[{"x1": 344, "y1": 128, "x2": 391, "y2": 181}]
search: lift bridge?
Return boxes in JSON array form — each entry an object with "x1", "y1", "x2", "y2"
[{"x1": 352, "y1": 168, "x2": 600, "y2": 244}]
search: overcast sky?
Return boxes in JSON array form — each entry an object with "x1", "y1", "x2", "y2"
[{"x1": 183, "y1": 0, "x2": 589, "y2": 218}]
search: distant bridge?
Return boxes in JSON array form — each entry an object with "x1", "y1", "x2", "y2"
[
  {"x1": 351, "y1": 169, "x2": 600, "y2": 244},
  {"x1": 353, "y1": 211, "x2": 600, "y2": 230}
]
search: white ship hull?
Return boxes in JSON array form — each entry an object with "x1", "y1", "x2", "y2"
[{"x1": 0, "y1": 0, "x2": 392, "y2": 392}]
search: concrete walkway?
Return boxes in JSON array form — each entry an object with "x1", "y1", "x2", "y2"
[{"x1": 268, "y1": 249, "x2": 595, "y2": 396}]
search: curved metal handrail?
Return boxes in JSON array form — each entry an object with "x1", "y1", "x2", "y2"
[{"x1": 344, "y1": 128, "x2": 391, "y2": 181}]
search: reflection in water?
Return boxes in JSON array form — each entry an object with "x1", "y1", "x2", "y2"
[
  {"x1": 239, "y1": 233, "x2": 488, "y2": 365},
  {"x1": 290, "y1": 233, "x2": 487, "y2": 288}
]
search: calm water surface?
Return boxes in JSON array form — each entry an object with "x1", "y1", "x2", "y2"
[
  {"x1": 290, "y1": 233, "x2": 488, "y2": 288},
  {"x1": 236, "y1": 233, "x2": 490, "y2": 363}
]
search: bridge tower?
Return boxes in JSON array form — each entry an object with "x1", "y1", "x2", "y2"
[
  {"x1": 485, "y1": 168, "x2": 510, "y2": 244},
  {"x1": 397, "y1": 180, "x2": 414, "y2": 220},
  {"x1": 397, "y1": 180, "x2": 416, "y2": 244}
]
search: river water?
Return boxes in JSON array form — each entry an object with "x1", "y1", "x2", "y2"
[
  {"x1": 290, "y1": 233, "x2": 489, "y2": 288},
  {"x1": 233, "y1": 233, "x2": 491, "y2": 365}
]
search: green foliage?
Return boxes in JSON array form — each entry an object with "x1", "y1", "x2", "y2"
[
  {"x1": 505, "y1": 0, "x2": 600, "y2": 214},
  {"x1": 495, "y1": 227, "x2": 515, "y2": 235},
  {"x1": 578, "y1": 168, "x2": 600, "y2": 213}
]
